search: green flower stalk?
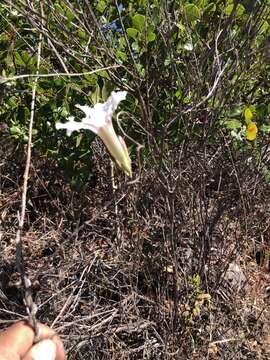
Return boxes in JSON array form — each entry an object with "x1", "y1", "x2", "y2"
[{"x1": 56, "y1": 91, "x2": 132, "y2": 177}]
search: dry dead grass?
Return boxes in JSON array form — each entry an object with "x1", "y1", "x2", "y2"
[{"x1": 1, "y1": 134, "x2": 270, "y2": 359}]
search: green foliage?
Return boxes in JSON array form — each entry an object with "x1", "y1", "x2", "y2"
[
  {"x1": 224, "y1": 119, "x2": 242, "y2": 130},
  {"x1": 184, "y1": 3, "x2": 201, "y2": 22},
  {"x1": 0, "y1": 0, "x2": 269, "y2": 188}
]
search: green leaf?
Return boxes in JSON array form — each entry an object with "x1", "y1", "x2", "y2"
[
  {"x1": 256, "y1": 104, "x2": 268, "y2": 120},
  {"x1": 6, "y1": 96, "x2": 17, "y2": 107},
  {"x1": 98, "y1": 70, "x2": 110, "y2": 80},
  {"x1": 90, "y1": 85, "x2": 100, "y2": 104},
  {"x1": 164, "y1": 58, "x2": 171, "y2": 66},
  {"x1": 131, "y1": 41, "x2": 140, "y2": 52},
  {"x1": 259, "y1": 21, "x2": 269, "y2": 34},
  {"x1": 76, "y1": 133, "x2": 83, "y2": 147},
  {"x1": 236, "y1": 4, "x2": 245, "y2": 16},
  {"x1": 146, "y1": 25, "x2": 156, "y2": 42},
  {"x1": 60, "y1": 106, "x2": 69, "y2": 117},
  {"x1": 198, "y1": 0, "x2": 208, "y2": 7},
  {"x1": 54, "y1": 3, "x2": 64, "y2": 14},
  {"x1": 10, "y1": 126, "x2": 21, "y2": 136},
  {"x1": 147, "y1": 31, "x2": 156, "y2": 42},
  {"x1": 204, "y1": 3, "x2": 216, "y2": 14},
  {"x1": 184, "y1": 4, "x2": 201, "y2": 21},
  {"x1": 101, "y1": 82, "x2": 111, "y2": 101},
  {"x1": 136, "y1": 63, "x2": 145, "y2": 76},
  {"x1": 175, "y1": 90, "x2": 182, "y2": 99},
  {"x1": 127, "y1": 28, "x2": 139, "y2": 40},
  {"x1": 224, "y1": 4, "x2": 234, "y2": 15},
  {"x1": 260, "y1": 124, "x2": 270, "y2": 133},
  {"x1": 132, "y1": 14, "x2": 145, "y2": 33},
  {"x1": 229, "y1": 107, "x2": 242, "y2": 117},
  {"x1": 78, "y1": 30, "x2": 88, "y2": 40},
  {"x1": 21, "y1": 51, "x2": 33, "y2": 65},
  {"x1": 183, "y1": 97, "x2": 190, "y2": 104},
  {"x1": 66, "y1": 9, "x2": 75, "y2": 21},
  {"x1": 15, "y1": 52, "x2": 24, "y2": 66},
  {"x1": 116, "y1": 50, "x2": 127, "y2": 61},
  {"x1": 224, "y1": 119, "x2": 242, "y2": 130},
  {"x1": 83, "y1": 73, "x2": 98, "y2": 85},
  {"x1": 96, "y1": 0, "x2": 106, "y2": 13},
  {"x1": 267, "y1": 103, "x2": 270, "y2": 114}
]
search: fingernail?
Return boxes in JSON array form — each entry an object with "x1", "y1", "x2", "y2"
[{"x1": 30, "y1": 339, "x2": 56, "y2": 360}]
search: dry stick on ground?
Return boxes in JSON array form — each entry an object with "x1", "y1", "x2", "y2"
[{"x1": 15, "y1": 17, "x2": 43, "y2": 342}]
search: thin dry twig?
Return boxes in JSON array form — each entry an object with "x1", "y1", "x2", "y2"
[
  {"x1": 0, "y1": 65, "x2": 122, "y2": 84},
  {"x1": 15, "y1": 5, "x2": 44, "y2": 342}
]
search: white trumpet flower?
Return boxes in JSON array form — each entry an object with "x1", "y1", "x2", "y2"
[{"x1": 56, "y1": 91, "x2": 132, "y2": 177}]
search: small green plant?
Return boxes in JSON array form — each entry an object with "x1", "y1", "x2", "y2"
[{"x1": 186, "y1": 274, "x2": 211, "y2": 320}]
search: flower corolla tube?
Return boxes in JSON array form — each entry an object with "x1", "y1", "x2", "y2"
[{"x1": 56, "y1": 91, "x2": 132, "y2": 177}]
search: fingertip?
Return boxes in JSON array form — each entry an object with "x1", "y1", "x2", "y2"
[
  {"x1": 51, "y1": 335, "x2": 66, "y2": 360},
  {"x1": 23, "y1": 339, "x2": 56, "y2": 360},
  {"x1": 0, "y1": 321, "x2": 65, "y2": 360}
]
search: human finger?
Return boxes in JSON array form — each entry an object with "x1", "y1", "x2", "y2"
[
  {"x1": 22, "y1": 335, "x2": 65, "y2": 360},
  {"x1": 0, "y1": 321, "x2": 65, "y2": 360},
  {"x1": 22, "y1": 339, "x2": 56, "y2": 360}
]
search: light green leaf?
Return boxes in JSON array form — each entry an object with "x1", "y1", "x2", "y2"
[
  {"x1": 98, "y1": 70, "x2": 110, "y2": 80},
  {"x1": 131, "y1": 42, "x2": 140, "y2": 52},
  {"x1": 10, "y1": 126, "x2": 21, "y2": 136},
  {"x1": 147, "y1": 31, "x2": 156, "y2": 42},
  {"x1": 259, "y1": 21, "x2": 269, "y2": 34},
  {"x1": 60, "y1": 107, "x2": 69, "y2": 117},
  {"x1": 83, "y1": 73, "x2": 97, "y2": 85},
  {"x1": 66, "y1": 9, "x2": 75, "y2": 21},
  {"x1": 224, "y1": 4, "x2": 234, "y2": 15},
  {"x1": 126, "y1": 27, "x2": 139, "y2": 40},
  {"x1": 101, "y1": 82, "x2": 111, "y2": 101},
  {"x1": 15, "y1": 52, "x2": 24, "y2": 66},
  {"x1": 132, "y1": 14, "x2": 145, "y2": 33},
  {"x1": 116, "y1": 50, "x2": 127, "y2": 61},
  {"x1": 78, "y1": 30, "x2": 88, "y2": 40},
  {"x1": 90, "y1": 85, "x2": 100, "y2": 104},
  {"x1": 175, "y1": 90, "x2": 182, "y2": 99},
  {"x1": 76, "y1": 133, "x2": 83, "y2": 147},
  {"x1": 260, "y1": 124, "x2": 270, "y2": 133},
  {"x1": 198, "y1": 0, "x2": 208, "y2": 7},
  {"x1": 184, "y1": 4, "x2": 201, "y2": 21},
  {"x1": 204, "y1": 3, "x2": 216, "y2": 14},
  {"x1": 20, "y1": 51, "x2": 32, "y2": 64},
  {"x1": 224, "y1": 119, "x2": 242, "y2": 130},
  {"x1": 96, "y1": 0, "x2": 106, "y2": 13},
  {"x1": 229, "y1": 107, "x2": 242, "y2": 117},
  {"x1": 236, "y1": 4, "x2": 245, "y2": 16}
]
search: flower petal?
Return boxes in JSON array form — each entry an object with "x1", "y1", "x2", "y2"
[
  {"x1": 246, "y1": 122, "x2": 258, "y2": 141},
  {"x1": 55, "y1": 116, "x2": 97, "y2": 136},
  {"x1": 75, "y1": 103, "x2": 107, "y2": 128},
  {"x1": 55, "y1": 91, "x2": 131, "y2": 176},
  {"x1": 97, "y1": 120, "x2": 132, "y2": 177},
  {"x1": 75, "y1": 91, "x2": 127, "y2": 129},
  {"x1": 102, "y1": 91, "x2": 127, "y2": 118}
]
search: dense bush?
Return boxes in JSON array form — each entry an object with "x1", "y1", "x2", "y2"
[{"x1": 1, "y1": 1, "x2": 270, "y2": 359}]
